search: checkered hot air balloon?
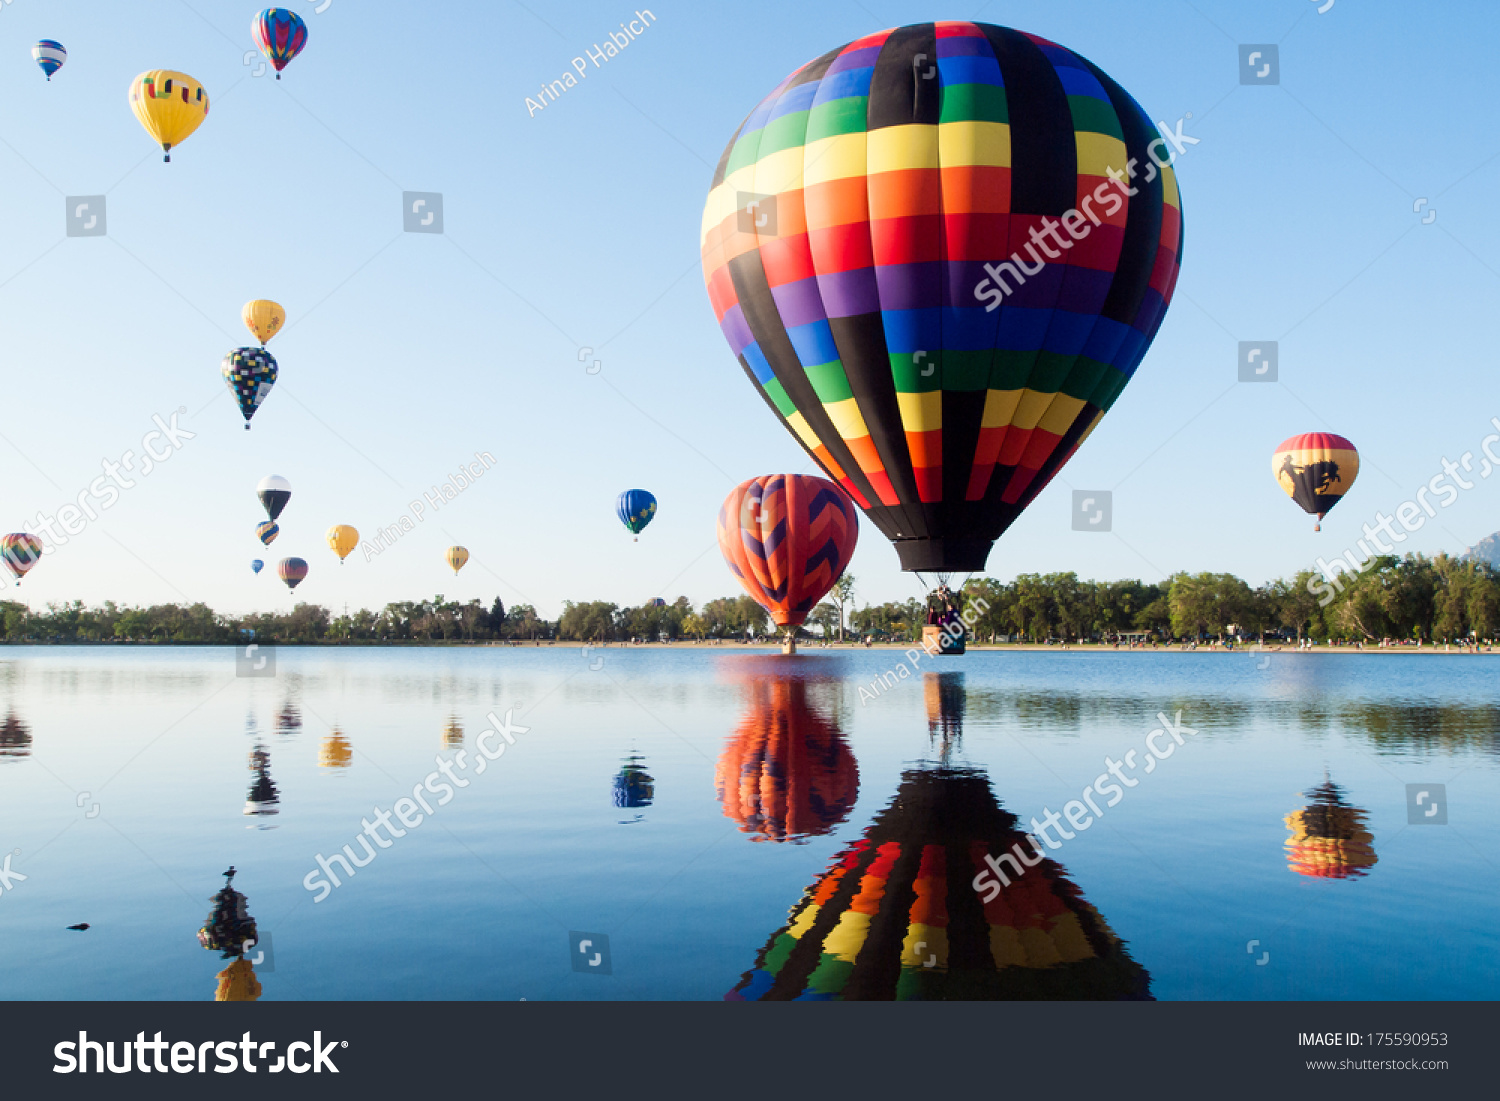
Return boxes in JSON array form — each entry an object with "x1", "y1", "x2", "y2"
[
  {"x1": 717, "y1": 474, "x2": 858, "y2": 630},
  {"x1": 728, "y1": 764, "x2": 1153, "y2": 1000},
  {"x1": 251, "y1": 8, "x2": 308, "y2": 80},
  {"x1": 702, "y1": 23, "x2": 1183, "y2": 576},
  {"x1": 222, "y1": 347, "x2": 278, "y2": 429},
  {"x1": 32, "y1": 40, "x2": 66, "y2": 81}
]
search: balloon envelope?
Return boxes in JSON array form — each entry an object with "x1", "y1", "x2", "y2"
[
  {"x1": 251, "y1": 559, "x2": 264, "y2": 574},
  {"x1": 1273, "y1": 432, "x2": 1358, "y2": 525},
  {"x1": 242, "y1": 300, "x2": 285, "y2": 345},
  {"x1": 223, "y1": 348, "x2": 278, "y2": 428},
  {"x1": 616, "y1": 489, "x2": 657, "y2": 535},
  {"x1": 717, "y1": 474, "x2": 858, "y2": 628},
  {"x1": 1, "y1": 533, "x2": 44, "y2": 584},
  {"x1": 256, "y1": 521, "x2": 279, "y2": 546},
  {"x1": 701, "y1": 22, "x2": 1183, "y2": 573},
  {"x1": 128, "y1": 70, "x2": 209, "y2": 161},
  {"x1": 277, "y1": 557, "x2": 308, "y2": 590},
  {"x1": 326, "y1": 525, "x2": 358, "y2": 563},
  {"x1": 32, "y1": 40, "x2": 66, "y2": 80},
  {"x1": 251, "y1": 8, "x2": 308, "y2": 76},
  {"x1": 445, "y1": 546, "x2": 469, "y2": 574},
  {"x1": 256, "y1": 475, "x2": 291, "y2": 520}
]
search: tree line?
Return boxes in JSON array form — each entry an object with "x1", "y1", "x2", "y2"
[{"x1": 2, "y1": 552, "x2": 1496, "y2": 645}]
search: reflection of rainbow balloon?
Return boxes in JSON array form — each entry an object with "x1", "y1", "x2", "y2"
[
  {"x1": 1284, "y1": 777, "x2": 1377, "y2": 879},
  {"x1": 244, "y1": 744, "x2": 280, "y2": 821},
  {"x1": 924, "y1": 672, "x2": 965, "y2": 742},
  {"x1": 319, "y1": 729, "x2": 352, "y2": 768},
  {"x1": 717, "y1": 474, "x2": 858, "y2": 628},
  {"x1": 716, "y1": 677, "x2": 857, "y2": 842},
  {"x1": 729, "y1": 766, "x2": 1151, "y2": 1000}
]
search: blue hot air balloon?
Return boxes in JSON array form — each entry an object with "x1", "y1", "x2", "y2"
[
  {"x1": 616, "y1": 490, "x2": 657, "y2": 541},
  {"x1": 32, "y1": 40, "x2": 66, "y2": 81},
  {"x1": 252, "y1": 559, "x2": 264, "y2": 574}
]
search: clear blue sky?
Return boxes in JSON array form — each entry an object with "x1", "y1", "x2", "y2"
[{"x1": 2, "y1": 0, "x2": 1497, "y2": 618}]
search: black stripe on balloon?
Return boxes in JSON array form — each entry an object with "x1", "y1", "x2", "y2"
[
  {"x1": 1081, "y1": 63, "x2": 1165, "y2": 326},
  {"x1": 724, "y1": 253, "x2": 886, "y2": 514},
  {"x1": 787, "y1": 44, "x2": 843, "y2": 90},
  {"x1": 1016, "y1": 402, "x2": 1102, "y2": 511},
  {"x1": 980, "y1": 25, "x2": 1076, "y2": 215},
  {"x1": 709, "y1": 110, "x2": 751, "y2": 191},
  {"x1": 866, "y1": 24, "x2": 940, "y2": 130},
  {"x1": 826, "y1": 313, "x2": 928, "y2": 540}
]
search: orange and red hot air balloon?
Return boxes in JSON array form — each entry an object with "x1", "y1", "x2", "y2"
[
  {"x1": 1273, "y1": 433, "x2": 1358, "y2": 531},
  {"x1": 717, "y1": 474, "x2": 858, "y2": 653}
]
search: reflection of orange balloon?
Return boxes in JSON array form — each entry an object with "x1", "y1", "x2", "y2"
[
  {"x1": 319, "y1": 730, "x2": 352, "y2": 768},
  {"x1": 443, "y1": 717, "x2": 463, "y2": 748},
  {"x1": 1284, "y1": 777, "x2": 1376, "y2": 879},
  {"x1": 716, "y1": 677, "x2": 857, "y2": 842}
]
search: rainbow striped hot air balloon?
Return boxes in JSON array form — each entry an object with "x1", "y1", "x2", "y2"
[
  {"x1": 256, "y1": 521, "x2": 279, "y2": 546},
  {"x1": 251, "y1": 9, "x2": 308, "y2": 79},
  {"x1": 1, "y1": 534, "x2": 44, "y2": 586},
  {"x1": 32, "y1": 40, "x2": 66, "y2": 81},
  {"x1": 717, "y1": 475, "x2": 858, "y2": 634},
  {"x1": 1273, "y1": 433, "x2": 1358, "y2": 531},
  {"x1": 702, "y1": 23, "x2": 1183, "y2": 577}
]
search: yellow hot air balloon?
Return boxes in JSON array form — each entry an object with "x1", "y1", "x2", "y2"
[
  {"x1": 445, "y1": 546, "x2": 469, "y2": 575},
  {"x1": 326, "y1": 524, "x2": 358, "y2": 564},
  {"x1": 242, "y1": 300, "x2": 285, "y2": 345},
  {"x1": 128, "y1": 70, "x2": 209, "y2": 162}
]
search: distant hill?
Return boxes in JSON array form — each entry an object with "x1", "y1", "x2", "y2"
[{"x1": 1465, "y1": 531, "x2": 1500, "y2": 568}]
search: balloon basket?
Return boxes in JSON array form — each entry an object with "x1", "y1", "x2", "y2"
[{"x1": 782, "y1": 634, "x2": 797, "y2": 656}]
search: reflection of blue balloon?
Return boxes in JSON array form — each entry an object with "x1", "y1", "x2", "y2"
[
  {"x1": 251, "y1": 559, "x2": 264, "y2": 574},
  {"x1": 612, "y1": 755, "x2": 655, "y2": 809}
]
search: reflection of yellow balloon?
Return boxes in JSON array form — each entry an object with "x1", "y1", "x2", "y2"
[
  {"x1": 215, "y1": 958, "x2": 262, "y2": 1002},
  {"x1": 326, "y1": 524, "x2": 358, "y2": 563},
  {"x1": 319, "y1": 730, "x2": 352, "y2": 768},
  {"x1": 443, "y1": 717, "x2": 463, "y2": 748},
  {"x1": 445, "y1": 546, "x2": 469, "y2": 575},
  {"x1": 242, "y1": 300, "x2": 285, "y2": 345},
  {"x1": 128, "y1": 70, "x2": 209, "y2": 162}
]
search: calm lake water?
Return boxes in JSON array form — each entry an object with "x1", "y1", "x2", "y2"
[{"x1": 0, "y1": 646, "x2": 1495, "y2": 1001}]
